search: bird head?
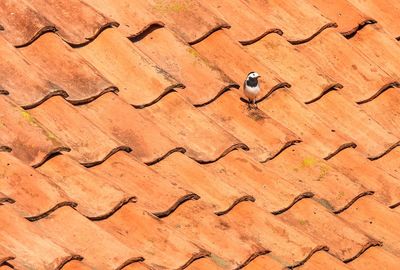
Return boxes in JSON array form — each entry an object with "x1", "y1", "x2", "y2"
[{"x1": 247, "y1": 71, "x2": 261, "y2": 80}]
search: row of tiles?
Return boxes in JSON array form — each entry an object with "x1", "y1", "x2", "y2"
[
  {"x1": 0, "y1": 0, "x2": 400, "y2": 268},
  {"x1": 1, "y1": 0, "x2": 400, "y2": 47},
  {"x1": 1, "y1": 23, "x2": 399, "y2": 208},
  {"x1": 2, "y1": 148, "x2": 400, "y2": 269}
]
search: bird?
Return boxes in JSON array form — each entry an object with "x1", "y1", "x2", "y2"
[{"x1": 243, "y1": 71, "x2": 261, "y2": 109}]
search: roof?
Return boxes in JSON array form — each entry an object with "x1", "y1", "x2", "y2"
[{"x1": 0, "y1": 0, "x2": 400, "y2": 269}]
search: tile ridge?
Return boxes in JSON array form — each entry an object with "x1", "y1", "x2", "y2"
[
  {"x1": 194, "y1": 143, "x2": 250, "y2": 164},
  {"x1": 0, "y1": 197, "x2": 16, "y2": 205},
  {"x1": 13, "y1": 22, "x2": 119, "y2": 48},
  {"x1": 115, "y1": 257, "x2": 145, "y2": 270},
  {"x1": 194, "y1": 82, "x2": 240, "y2": 107},
  {"x1": 55, "y1": 255, "x2": 84, "y2": 270},
  {"x1": 128, "y1": 22, "x2": 165, "y2": 42},
  {"x1": 285, "y1": 245, "x2": 329, "y2": 269},
  {"x1": 287, "y1": 22, "x2": 338, "y2": 45},
  {"x1": 21, "y1": 90, "x2": 69, "y2": 110},
  {"x1": 188, "y1": 23, "x2": 231, "y2": 45},
  {"x1": 356, "y1": 81, "x2": 400, "y2": 105},
  {"x1": 19, "y1": 86, "x2": 118, "y2": 110},
  {"x1": 0, "y1": 146, "x2": 12, "y2": 153},
  {"x1": 341, "y1": 240, "x2": 383, "y2": 263},
  {"x1": 341, "y1": 19, "x2": 378, "y2": 39},
  {"x1": 14, "y1": 25, "x2": 57, "y2": 48},
  {"x1": 239, "y1": 28, "x2": 284, "y2": 46},
  {"x1": 67, "y1": 86, "x2": 119, "y2": 106},
  {"x1": 215, "y1": 195, "x2": 256, "y2": 216},
  {"x1": 132, "y1": 83, "x2": 185, "y2": 109},
  {"x1": 261, "y1": 140, "x2": 302, "y2": 163},
  {"x1": 368, "y1": 141, "x2": 400, "y2": 160},
  {"x1": 233, "y1": 249, "x2": 271, "y2": 270},
  {"x1": 81, "y1": 146, "x2": 132, "y2": 168},
  {"x1": 333, "y1": 191, "x2": 375, "y2": 214},
  {"x1": 31, "y1": 147, "x2": 71, "y2": 168},
  {"x1": 68, "y1": 22, "x2": 120, "y2": 48},
  {"x1": 271, "y1": 192, "x2": 315, "y2": 215},
  {"x1": 176, "y1": 250, "x2": 212, "y2": 270},
  {"x1": 324, "y1": 142, "x2": 358, "y2": 160},
  {"x1": 25, "y1": 201, "x2": 78, "y2": 222},
  {"x1": 0, "y1": 256, "x2": 15, "y2": 267},
  {"x1": 304, "y1": 83, "x2": 344, "y2": 105},
  {"x1": 85, "y1": 196, "x2": 137, "y2": 221},
  {"x1": 145, "y1": 147, "x2": 187, "y2": 166},
  {"x1": 152, "y1": 193, "x2": 201, "y2": 218}
]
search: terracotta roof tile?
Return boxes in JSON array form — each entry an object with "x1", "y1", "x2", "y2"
[
  {"x1": 28, "y1": 96, "x2": 129, "y2": 165},
  {"x1": 299, "y1": 251, "x2": 352, "y2": 270},
  {"x1": 88, "y1": 151, "x2": 194, "y2": 214},
  {"x1": 347, "y1": 0, "x2": 400, "y2": 38},
  {"x1": 0, "y1": 0, "x2": 115, "y2": 47},
  {"x1": 347, "y1": 247, "x2": 400, "y2": 270},
  {"x1": 1, "y1": 0, "x2": 400, "y2": 268},
  {"x1": 0, "y1": 205, "x2": 73, "y2": 269},
  {"x1": 77, "y1": 28, "x2": 182, "y2": 108},
  {"x1": 0, "y1": 96, "x2": 66, "y2": 166},
  {"x1": 131, "y1": 27, "x2": 237, "y2": 105},
  {"x1": 19, "y1": 33, "x2": 115, "y2": 105}
]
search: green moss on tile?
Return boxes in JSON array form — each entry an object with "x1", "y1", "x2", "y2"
[
  {"x1": 154, "y1": 0, "x2": 190, "y2": 13},
  {"x1": 316, "y1": 198, "x2": 335, "y2": 212},
  {"x1": 210, "y1": 253, "x2": 229, "y2": 268},
  {"x1": 298, "y1": 219, "x2": 310, "y2": 226},
  {"x1": 302, "y1": 156, "x2": 317, "y2": 167},
  {"x1": 20, "y1": 110, "x2": 38, "y2": 126}
]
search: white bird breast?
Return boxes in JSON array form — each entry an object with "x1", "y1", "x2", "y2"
[{"x1": 244, "y1": 85, "x2": 260, "y2": 99}]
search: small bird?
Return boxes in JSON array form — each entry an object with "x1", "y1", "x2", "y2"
[{"x1": 243, "y1": 71, "x2": 261, "y2": 109}]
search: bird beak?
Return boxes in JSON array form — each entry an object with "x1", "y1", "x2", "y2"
[{"x1": 257, "y1": 75, "x2": 261, "y2": 78}]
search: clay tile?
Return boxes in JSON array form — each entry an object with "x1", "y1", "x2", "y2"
[
  {"x1": 89, "y1": 151, "x2": 193, "y2": 214},
  {"x1": 0, "y1": 35, "x2": 67, "y2": 108},
  {"x1": 0, "y1": 205, "x2": 72, "y2": 269},
  {"x1": 339, "y1": 197, "x2": 400, "y2": 255},
  {"x1": 0, "y1": 96, "x2": 67, "y2": 166},
  {"x1": 198, "y1": 89, "x2": 300, "y2": 161},
  {"x1": 26, "y1": 0, "x2": 116, "y2": 46},
  {"x1": 0, "y1": 0, "x2": 55, "y2": 47},
  {"x1": 243, "y1": 0, "x2": 332, "y2": 42},
  {"x1": 76, "y1": 92, "x2": 178, "y2": 163},
  {"x1": 218, "y1": 201, "x2": 319, "y2": 267},
  {"x1": 347, "y1": 0, "x2": 400, "y2": 38},
  {"x1": 0, "y1": 152, "x2": 74, "y2": 219},
  {"x1": 348, "y1": 247, "x2": 400, "y2": 270},
  {"x1": 83, "y1": 0, "x2": 227, "y2": 44},
  {"x1": 28, "y1": 96, "x2": 128, "y2": 165},
  {"x1": 36, "y1": 154, "x2": 133, "y2": 219},
  {"x1": 77, "y1": 28, "x2": 182, "y2": 107},
  {"x1": 34, "y1": 206, "x2": 141, "y2": 269},
  {"x1": 19, "y1": 32, "x2": 115, "y2": 104},
  {"x1": 277, "y1": 199, "x2": 370, "y2": 261},
  {"x1": 200, "y1": 1, "x2": 276, "y2": 42},
  {"x1": 141, "y1": 92, "x2": 243, "y2": 162},
  {"x1": 204, "y1": 150, "x2": 306, "y2": 214},
  {"x1": 240, "y1": 255, "x2": 283, "y2": 270},
  {"x1": 328, "y1": 148, "x2": 400, "y2": 207},
  {"x1": 131, "y1": 26, "x2": 237, "y2": 105},
  {"x1": 96, "y1": 203, "x2": 202, "y2": 269},
  {"x1": 300, "y1": 251, "x2": 351, "y2": 270},
  {"x1": 265, "y1": 143, "x2": 369, "y2": 211},
  {"x1": 61, "y1": 260, "x2": 93, "y2": 270},
  {"x1": 307, "y1": 0, "x2": 370, "y2": 33},
  {"x1": 151, "y1": 150, "x2": 247, "y2": 212},
  {"x1": 161, "y1": 199, "x2": 264, "y2": 268}
]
